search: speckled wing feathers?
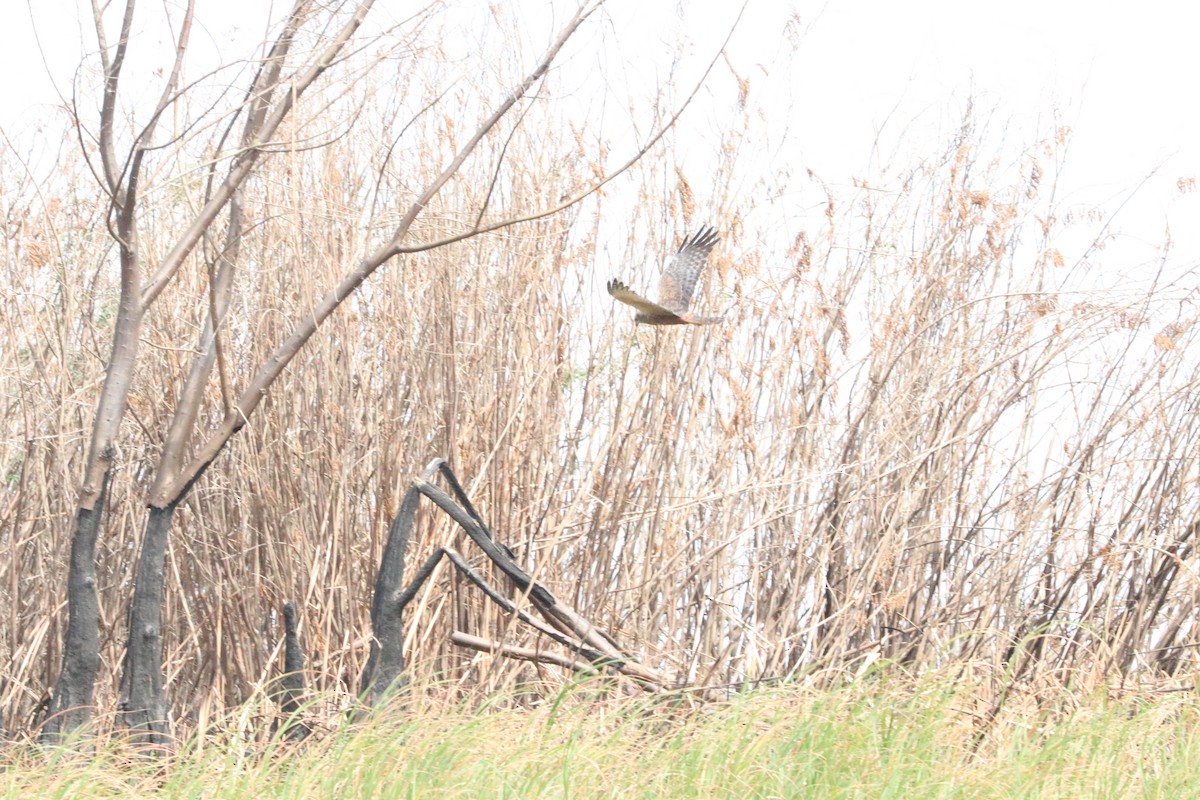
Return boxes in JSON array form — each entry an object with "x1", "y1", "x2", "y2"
[
  {"x1": 657, "y1": 226, "x2": 720, "y2": 314},
  {"x1": 607, "y1": 226, "x2": 722, "y2": 326}
]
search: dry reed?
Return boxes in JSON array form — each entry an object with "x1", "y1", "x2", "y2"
[{"x1": 1, "y1": 5, "x2": 1197, "y2": 740}]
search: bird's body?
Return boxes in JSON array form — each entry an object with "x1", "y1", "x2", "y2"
[{"x1": 607, "y1": 226, "x2": 722, "y2": 325}]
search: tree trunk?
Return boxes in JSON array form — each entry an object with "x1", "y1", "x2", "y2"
[
  {"x1": 116, "y1": 504, "x2": 177, "y2": 749},
  {"x1": 360, "y1": 483, "x2": 419, "y2": 704},
  {"x1": 40, "y1": 470, "x2": 110, "y2": 743}
]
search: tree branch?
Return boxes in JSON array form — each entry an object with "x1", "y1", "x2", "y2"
[
  {"x1": 152, "y1": 1, "x2": 602, "y2": 506},
  {"x1": 139, "y1": 0, "x2": 368, "y2": 310},
  {"x1": 390, "y1": 0, "x2": 748, "y2": 255}
]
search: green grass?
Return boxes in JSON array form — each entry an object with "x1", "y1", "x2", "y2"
[{"x1": 4, "y1": 675, "x2": 1199, "y2": 799}]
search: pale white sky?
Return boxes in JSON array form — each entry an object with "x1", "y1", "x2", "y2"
[
  {"x1": 4, "y1": 0, "x2": 1198, "y2": 270},
  {"x1": 783, "y1": 1, "x2": 1200, "y2": 237}
]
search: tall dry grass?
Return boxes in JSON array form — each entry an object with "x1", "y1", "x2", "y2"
[{"x1": 2, "y1": 11, "x2": 1198, "y2": 739}]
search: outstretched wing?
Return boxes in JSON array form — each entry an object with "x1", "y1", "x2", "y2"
[
  {"x1": 657, "y1": 226, "x2": 720, "y2": 314},
  {"x1": 607, "y1": 279, "x2": 682, "y2": 320}
]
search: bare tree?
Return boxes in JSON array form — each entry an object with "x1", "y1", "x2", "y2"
[{"x1": 38, "y1": 0, "x2": 724, "y2": 747}]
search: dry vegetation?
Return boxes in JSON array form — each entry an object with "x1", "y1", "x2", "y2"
[{"x1": 2, "y1": 1, "x2": 1199, "y2": 744}]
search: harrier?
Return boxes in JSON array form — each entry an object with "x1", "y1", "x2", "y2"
[{"x1": 607, "y1": 226, "x2": 722, "y2": 325}]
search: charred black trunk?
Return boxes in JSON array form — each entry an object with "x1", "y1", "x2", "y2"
[
  {"x1": 359, "y1": 482, "x2": 420, "y2": 704},
  {"x1": 40, "y1": 469, "x2": 111, "y2": 743},
  {"x1": 272, "y1": 602, "x2": 310, "y2": 740},
  {"x1": 117, "y1": 503, "x2": 177, "y2": 750}
]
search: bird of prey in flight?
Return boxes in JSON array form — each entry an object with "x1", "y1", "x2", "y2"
[{"x1": 607, "y1": 226, "x2": 722, "y2": 325}]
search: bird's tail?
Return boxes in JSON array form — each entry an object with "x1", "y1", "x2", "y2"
[{"x1": 682, "y1": 313, "x2": 724, "y2": 325}]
